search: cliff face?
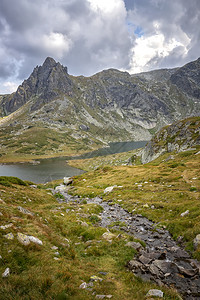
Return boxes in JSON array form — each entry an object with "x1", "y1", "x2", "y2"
[
  {"x1": 141, "y1": 117, "x2": 200, "y2": 164},
  {"x1": 2, "y1": 57, "x2": 73, "y2": 114}
]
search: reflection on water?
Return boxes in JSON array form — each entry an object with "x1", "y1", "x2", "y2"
[{"x1": 0, "y1": 140, "x2": 147, "y2": 183}]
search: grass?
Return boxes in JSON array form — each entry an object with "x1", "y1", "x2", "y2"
[
  {"x1": 69, "y1": 146, "x2": 200, "y2": 259},
  {"x1": 0, "y1": 176, "x2": 180, "y2": 299},
  {"x1": 0, "y1": 126, "x2": 104, "y2": 163},
  {"x1": 68, "y1": 148, "x2": 142, "y2": 171}
]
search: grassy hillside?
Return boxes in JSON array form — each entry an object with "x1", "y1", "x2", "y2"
[
  {"x1": 0, "y1": 177, "x2": 179, "y2": 299},
  {"x1": 70, "y1": 146, "x2": 200, "y2": 259}
]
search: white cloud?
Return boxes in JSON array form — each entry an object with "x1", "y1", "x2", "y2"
[
  {"x1": 88, "y1": 0, "x2": 124, "y2": 13},
  {"x1": 2, "y1": 81, "x2": 19, "y2": 94},
  {"x1": 42, "y1": 32, "x2": 72, "y2": 59},
  {"x1": 129, "y1": 33, "x2": 190, "y2": 73},
  {"x1": 0, "y1": 0, "x2": 199, "y2": 94}
]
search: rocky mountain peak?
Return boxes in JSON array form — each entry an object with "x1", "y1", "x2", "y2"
[
  {"x1": 42, "y1": 56, "x2": 57, "y2": 68},
  {"x1": 2, "y1": 57, "x2": 72, "y2": 113}
]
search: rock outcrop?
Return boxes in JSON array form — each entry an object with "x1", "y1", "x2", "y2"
[
  {"x1": 141, "y1": 116, "x2": 200, "y2": 163},
  {"x1": 2, "y1": 57, "x2": 73, "y2": 114}
]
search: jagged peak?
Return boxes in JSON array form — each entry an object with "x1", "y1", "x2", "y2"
[{"x1": 42, "y1": 57, "x2": 57, "y2": 68}]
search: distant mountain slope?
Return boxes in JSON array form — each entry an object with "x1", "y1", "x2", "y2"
[
  {"x1": 0, "y1": 57, "x2": 200, "y2": 159},
  {"x1": 141, "y1": 116, "x2": 200, "y2": 163}
]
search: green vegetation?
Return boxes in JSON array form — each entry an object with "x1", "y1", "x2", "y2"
[
  {"x1": 0, "y1": 176, "x2": 180, "y2": 299},
  {"x1": 70, "y1": 146, "x2": 200, "y2": 260}
]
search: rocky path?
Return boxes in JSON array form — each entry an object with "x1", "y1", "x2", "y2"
[{"x1": 56, "y1": 185, "x2": 200, "y2": 299}]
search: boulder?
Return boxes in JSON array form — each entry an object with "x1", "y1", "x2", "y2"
[
  {"x1": 193, "y1": 234, "x2": 200, "y2": 249},
  {"x1": 125, "y1": 241, "x2": 143, "y2": 251},
  {"x1": 17, "y1": 233, "x2": 30, "y2": 246},
  {"x1": 55, "y1": 185, "x2": 68, "y2": 193},
  {"x1": 146, "y1": 289, "x2": 163, "y2": 298},
  {"x1": 63, "y1": 177, "x2": 73, "y2": 185}
]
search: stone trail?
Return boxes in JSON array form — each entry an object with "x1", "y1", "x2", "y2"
[{"x1": 55, "y1": 186, "x2": 200, "y2": 300}]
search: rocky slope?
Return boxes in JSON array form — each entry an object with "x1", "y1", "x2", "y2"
[
  {"x1": 0, "y1": 57, "x2": 200, "y2": 158},
  {"x1": 141, "y1": 116, "x2": 200, "y2": 163}
]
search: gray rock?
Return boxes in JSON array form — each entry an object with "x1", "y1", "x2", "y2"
[
  {"x1": 180, "y1": 210, "x2": 189, "y2": 217},
  {"x1": 193, "y1": 234, "x2": 200, "y2": 249},
  {"x1": 125, "y1": 241, "x2": 143, "y2": 251},
  {"x1": 63, "y1": 177, "x2": 73, "y2": 185},
  {"x1": 28, "y1": 235, "x2": 43, "y2": 245},
  {"x1": 146, "y1": 289, "x2": 163, "y2": 298},
  {"x1": 4, "y1": 233, "x2": 14, "y2": 240},
  {"x1": 2, "y1": 268, "x2": 10, "y2": 278},
  {"x1": 55, "y1": 185, "x2": 68, "y2": 193},
  {"x1": 79, "y1": 282, "x2": 87, "y2": 289},
  {"x1": 0, "y1": 223, "x2": 13, "y2": 230},
  {"x1": 51, "y1": 246, "x2": 58, "y2": 250},
  {"x1": 18, "y1": 206, "x2": 34, "y2": 216},
  {"x1": 104, "y1": 186, "x2": 117, "y2": 194},
  {"x1": 17, "y1": 233, "x2": 30, "y2": 246}
]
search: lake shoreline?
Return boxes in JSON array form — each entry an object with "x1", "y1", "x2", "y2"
[{"x1": 0, "y1": 140, "x2": 148, "y2": 164}]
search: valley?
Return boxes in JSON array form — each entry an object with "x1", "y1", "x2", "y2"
[{"x1": 0, "y1": 57, "x2": 200, "y2": 299}]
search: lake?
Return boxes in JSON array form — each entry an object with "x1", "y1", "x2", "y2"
[{"x1": 0, "y1": 140, "x2": 147, "y2": 183}]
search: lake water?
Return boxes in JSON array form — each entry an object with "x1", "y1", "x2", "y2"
[{"x1": 0, "y1": 140, "x2": 147, "y2": 183}]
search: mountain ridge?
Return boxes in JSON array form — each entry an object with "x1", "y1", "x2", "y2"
[{"x1": 0, "y1": 57, "x2": 200, "y2": 160}]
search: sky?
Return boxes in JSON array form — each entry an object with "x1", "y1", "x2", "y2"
[{"x1": 0, "y1": 0, "x2": 199, "y2": 94}]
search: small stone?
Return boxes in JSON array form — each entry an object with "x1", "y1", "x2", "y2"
[
  {"x1": 0, "y1": 212, "x2": 3, "y2": 216},
  {"x1": 99, "y1": 271, "x2": 107, "y2": 276},
  {"x1": 0, "y1": 255, "x2": 2, "y2": 259},
  {"x1": 96, "y1": 296, "x2": 105, "y2": 299},
  {"x1": 17, "y1": 233, "x2": 30, "y2": 246},
  {"x1": 2, "y1": 268, "x2": 10, "y2": 278},
  {"x1": 90, "y1": 275, "x2": 103, "y2": 282},
  {"x1": 106, "y1": 296, "x2": 113, "y2": 299},
  {"x1": 181, "y1": 210, "x2": 189, "y2": 217},
  {"x1": 4, "y1": 233, "x2": 14, "y2": 240},
  {"x1": 54, "y1": 251, "x2": 60, "y2": 256},
  {"x1": 0, "y1": 223, "x2": 13, "y2": 230},
  {"x1": 28, "y1": 236, "x2": 43, "y2": 245},
  {"x1": 53, "y1": 257, "x2": 60, "y2": 260},
  {"x1": 81, "y1": 221, "x2": 89, "y2": 227},
  {"x1": 146, "y1": 289, "x2": 163, "y2": 298},
  {"x1": 51, "y1": 246, "x2": 58, "y2": 250},
  {"x1": 102, "y1": 231, "x2": 115, "y2": 241},
  {"x1": 18, "y1": 206, "x2": 34, "y2": 216},
  {"x1": 60, "y1": 213, "x2": 64, "y2": 216},
  {"x1": 104, "y1": 186, "x2": 117, "y2": 194},
  {"x1": 79, "y1": 282, "x2": 87, "y2": 289},
  {"x1": 193, "y1": 234, "x2": 200, "y2": 249}
]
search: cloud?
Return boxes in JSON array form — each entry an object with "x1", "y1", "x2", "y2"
[
  {"x1": 0, "y1": 0, "x2": 131, "y2": 85},
  {"x1": 126, "y1": 0, "x2": 200, "y2": 73},
  {"x1": 0, "y1": 0, "x2": 199, "y2": 93}
]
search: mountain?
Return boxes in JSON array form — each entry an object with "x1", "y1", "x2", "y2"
[
  {"x1": 0, "y1": 57, "x2": 200, "y2": 160},
  {"x1": 141, "y1": 116, "x2": 200, "y2": 163}
]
